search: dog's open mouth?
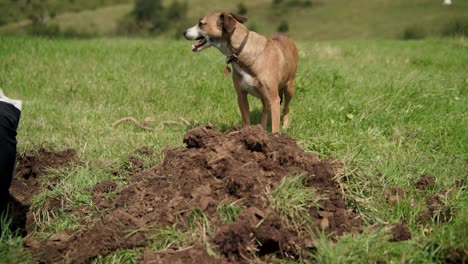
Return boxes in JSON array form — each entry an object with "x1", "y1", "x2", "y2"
[{"x1": 192, "y1": 37, "x2": 207, "y2": 52}]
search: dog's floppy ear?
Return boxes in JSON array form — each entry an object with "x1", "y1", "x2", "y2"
[
  {"x1": 218, "y1": 13, "x2": 237, "y2": 33},
  {"x1": 229, "y1": 13, "x2": 248, "y2": 24}
]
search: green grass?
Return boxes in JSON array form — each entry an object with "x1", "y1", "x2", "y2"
[
  {"x1": 217, "y1": 200, "x2": 242, "y2": 223},
  {"x1": 0, "y1": 35, "x2": 467, "y2": 262},
  {"x1": 269, "y1": 174, "x2": 321, "y2": 231},
  {"x1": 93, "y1": 248, "x2": 142, "y2": 264},
  {"x1": 0, "y1": 215, "x2": 30, "y2": 263}
]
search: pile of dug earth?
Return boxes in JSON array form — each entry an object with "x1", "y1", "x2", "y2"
[{"x1": 22, "y1": 125, "x2": 363, "y2": 263}]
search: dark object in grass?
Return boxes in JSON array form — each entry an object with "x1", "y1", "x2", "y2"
[
  {"x1": 389, "y1": 223, "x2": 412, "y2": 242},
  {"x1": 415, "y1": 174, "x2": 436, "y2": 190}
]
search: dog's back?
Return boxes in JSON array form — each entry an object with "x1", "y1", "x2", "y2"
[{"x1": 271, "y1": 34, "x2": 299, "y2": 84}]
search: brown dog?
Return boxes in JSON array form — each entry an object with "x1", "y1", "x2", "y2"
[{"x1": 183, "y1": 12, "x2": 298, "y2": 133}]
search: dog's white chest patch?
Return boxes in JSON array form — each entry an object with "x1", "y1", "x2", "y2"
[{"x1": 233, "y1": 63, "x2": 260, "y2": 97}]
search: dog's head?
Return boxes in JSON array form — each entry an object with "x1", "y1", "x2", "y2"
[{"x1": 183, "y1": 12, "x2": 248, "y2": 52}]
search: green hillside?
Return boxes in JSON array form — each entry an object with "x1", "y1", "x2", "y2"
[
  {"x1": 182, "y1": 0, "x2": 468, "y2": 40},
  {"x1": 0, "y1": 0, "x2": 467, "y2": 39},
  {"x1": 0, "y1": 0, "x2": 131, "y2": 25}
]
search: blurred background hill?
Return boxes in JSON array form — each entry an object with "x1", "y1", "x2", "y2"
[{"x1": 0, "y1": 0, "x2": 467, "y2": 40}]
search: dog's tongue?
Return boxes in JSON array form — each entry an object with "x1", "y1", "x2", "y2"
[{"x1": 192, "y1": 38, "x2": 206, "y2": 52}]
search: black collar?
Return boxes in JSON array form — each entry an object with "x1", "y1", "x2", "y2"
[{"x1": 226, "y1": 31, "x2": 250, "y2": 65}]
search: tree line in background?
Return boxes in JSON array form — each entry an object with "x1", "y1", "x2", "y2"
[
  {"x1": 117, "y1": 0, "x2": 188, "y2": 37},
  {"x1": 1, "y1": 0, "x2": 466, "y2": 39},
  {"x1": 117, "y1": 0, "x2": 313, "y2": 37},
  {"x1": 0, "y1": 0, "x2": 129, "y2": 26},
  {"x1": 3, "y1": 0, "x2": 314, "y2": 37}
]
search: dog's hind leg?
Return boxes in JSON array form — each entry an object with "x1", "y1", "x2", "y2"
[{"x1": 282, "y1": 79, "x2": 295, "y2": 129}]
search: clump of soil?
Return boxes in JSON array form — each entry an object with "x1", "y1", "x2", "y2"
[
  {"x1": 413, "y1": 175, "x2": 452, "y2": 225},
  {"x1": 141, "y1": 246, "x2": 226, "y2": 264},
  {"x1": 384, "y1": 187, "x2": 407, "y2": 205},
  {"x1": 415, "y1": 174, "x2": 436, "y2": 190},
  {"x1": 9, "y1": 148, "x2": 77, "y2": 233},
  {"x1": 389, "y1": 223, "x2": 412, "y2": 242},
  {"x1": 12, "y1": 148, "x2": 77, "y2": 204},
  {"x1": 91, "y1": 179, "x2": 118, "y2": 211},
  {"x1": 418, "y1": 194, "x2": 452, "y2": 224},
  {"x1": 34, "y1": 125, "x2": 362, "y2": 263}
]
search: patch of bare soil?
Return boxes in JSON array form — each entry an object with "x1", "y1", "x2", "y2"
[
  {"x1": 8, "y1": 148, "x2": 77, "y2": 233},
  {"x1": 32, "y1": 125, "x2": 362, "y2": 263},
  {"x1": 415, "y1": 174, "x2": 436, "y2": 190},
  {"x1": 388, "y1": 223, "x2": 412, "y2": 242},
  {"x1": 418, "y1": 193, "x2": 452, "y2": 224}
]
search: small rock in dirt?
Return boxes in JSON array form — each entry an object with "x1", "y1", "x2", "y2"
[
  {"x1": 320, "y1": 218, "x2": 330, "y2": 229},
  {"x1": 191, "y1": 184, "x2": 212, "y2": 198},
  {"x1": 199, "y1": 197, "x2": 214, "y2": 211}
]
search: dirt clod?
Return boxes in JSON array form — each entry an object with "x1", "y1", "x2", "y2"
[
  {"x1": 384, "y1": 187, "x2": 407, "y2": 205},
  {"x1": 419, "y1": 194, "x2": 452, "y2": 224},
  {"x1": 389, "y1": 223, "x2": 412, "y2": 242},
  {"x1": 415, "y1": 174, "x2": 436, "y2": 190},
  {"x1": 92, "y1": 179, "x2": 117, "y2": 194}
]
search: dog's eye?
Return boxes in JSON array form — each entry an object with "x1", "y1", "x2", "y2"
[{"x1": 198, "y1": 20, "x2": 206, "y2": 26}]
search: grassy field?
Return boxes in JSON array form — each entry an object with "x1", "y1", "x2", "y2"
[{"x1": 0, "y1": 35, "x2": 467, "y2": 262}]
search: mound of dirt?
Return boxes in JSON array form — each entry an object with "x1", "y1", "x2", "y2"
[
  {"x1": 34, "y1": 125, "x2": 362, "y2": 263},
  {"x1": 415, "y1": 174, "x2": 436, "y2": 190},
  {"x1": 389, "y1": 223, "x2": 412, "y2": 242},
  {"x1": 9, "y1": 148, "x2": 77, "y2": 233}
]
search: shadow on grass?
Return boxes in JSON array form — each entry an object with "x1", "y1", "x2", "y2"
[{"x1": 217, "y1": 108, "x2": 271, "y2": 133}]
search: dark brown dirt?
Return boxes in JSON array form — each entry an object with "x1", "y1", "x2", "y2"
[
  {"x1": 8, "y1": 148, "x2": 77, "y2": 233},
  {"x1": 415, "y1": 174, "x2": 436, "y2": 190},
  {"x1": 11, "y1": 148, "x2": 77, "y2": 206},
  {"x1": 388, "y1": 224, "x2": 412, "y2": 242},
  {"x1": 32, "y1": 125, "x2": 362, "y2": 263},
  {"x1": 418, "y1": 193, "x2": 452, "y2": 224},
  {"x1": 384, "y1": 187, "x2": 407, "y2": 205},
  {"x1": 91, "y1": 179, "x2": 119, "y2": 211},
  {"x1": 443, "y1": 246, "x2": 468, "y2": 264},
  {"x1": 141, "y1": 245, "x2": 227, "y2": 264}
]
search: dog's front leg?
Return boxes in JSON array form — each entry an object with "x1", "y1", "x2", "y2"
[
  {"x1": 236, "y1": 89, "x2": 250, "y2": 126},
  {"x1": 233, "y1": 73, "x2": 250, "y2": 126}
]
